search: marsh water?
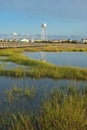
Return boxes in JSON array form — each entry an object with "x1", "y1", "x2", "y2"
[
  {"x1": 0, "y1": 52, "x2": 87, "y2": 112},
  {"x1": 0, "y1": 76, "x2": 87, "y2": 112},
  {"x1": 1, "y1": 52, "x2": 87, "y2": 68},
  {"x1": 24, "y1": 52, "x2": 87, "y2": 68},
  {"x1": 0, "y1": 56, "x2": 29, "y2": 70}
]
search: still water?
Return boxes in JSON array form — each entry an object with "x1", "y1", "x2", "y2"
[
  {"x1": 0, "y1": 52, "x2": 87, "y2": 112},
  {"x1": 24, "y1": 52, "x2": 87, "y2": 68},
  {"x1": 0, "y1": 56, "x2": 30, "y2": 70},
  {"x1": 0, "y1": 76, "x2": 87, "y2": 112}
]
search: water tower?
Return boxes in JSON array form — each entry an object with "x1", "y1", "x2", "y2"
[
  {"x1": 41, "y1": 23, "x2": 47, "y2": 41},
  {"x1": 12, "y1": 32, "x2": 18, "y2": 41},
  {"x1": 40, "y1": 23, "x2": 47, "y2": 62}
]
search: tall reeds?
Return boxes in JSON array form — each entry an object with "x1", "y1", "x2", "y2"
[
  {"x1": 37, "y1": 87, "x2": 87, "y2": 130},
  {"x1": 6, "y1": 85, "x2": 35, "y2": 102},
  {"x1": 0, "y1": 86, "x2": 87, "y2": 130}
]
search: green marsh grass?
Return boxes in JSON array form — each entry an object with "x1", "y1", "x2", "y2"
[
  {"x1": 38, "y1": 86, "x2": 87, "y2": 130},
  {"x1": 0, "y1": 112, "x2": 35, "y2": 130},
  {"x1": 0, "y1": 45, "x2": 87, "y2": 129},
  {"x1": 0, "y1": 86, "x2": 87, "y2": 130},
  {"x1": 6, "y1": 85, "x2": 36, "y2": 102},
  {"x1": 0, "y1": 48, "x2": 87, "y2": 80},
  {"x1": 0, "y1": 64, "x2": 87, "y2": 80},
  {"x1": 23, "y1": 43, "x2": 87, "y2": 52}
]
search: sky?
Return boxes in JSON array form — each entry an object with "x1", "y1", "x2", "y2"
[{"x1": 0, "y1": 0, "x2": 87, "y2": 38}]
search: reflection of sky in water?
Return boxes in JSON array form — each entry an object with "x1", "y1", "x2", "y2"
[
  {"x1": 0, "y1": 61, "x2": 29, "y2": 70},
  {"x1": 0, "y1": 53, "x2": 87, "y2": 112},
  {"x1": 0, "y1": 56, "x2": 29, "y2": 70},
  {"x1": 0, "y1": 77, "x2": 87, "y2": 112},
  {"x1": 24, "y1": 52, "x2": 87, "y2": 68}
]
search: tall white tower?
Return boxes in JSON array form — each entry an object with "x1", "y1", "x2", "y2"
[
  {"x1": 12, "y1": 32, "x2": 18, "y2": 41},
  {"x1": 41, "y1": 23, "x2": 47, "y2": 41}
]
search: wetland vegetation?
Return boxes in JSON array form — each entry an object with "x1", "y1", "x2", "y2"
[
  {"x1": 0, "y1": 86, "x2": 87, "y2": 130},
  {"x1": 0, "y1": 43, "x2": 87, "y2": 129},
  {"x1": 0, "y1": 47, "x2": 87, "y2": 80}
]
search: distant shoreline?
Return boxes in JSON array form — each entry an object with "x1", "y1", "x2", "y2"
[{"x1": 0, "y1": 42, "x2": 87, "y2": 51}]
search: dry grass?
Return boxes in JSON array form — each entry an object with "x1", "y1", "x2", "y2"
[{"x1": 23, "y1": 43, "x2": 87, "y2": 52}]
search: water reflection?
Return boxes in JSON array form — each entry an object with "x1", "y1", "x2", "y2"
[
  {"x1": 0, "y1": 76, "x2": 87, "y2": 97},
  {"x1": 24, "y1": 52, "x2": 87, "y2": 68},
  {"x1": 0, "y1": 61, "x2": 29, "y2": 70},
  {"x1": 0, "y1": 76, "x2": 87, "y2": 112}
]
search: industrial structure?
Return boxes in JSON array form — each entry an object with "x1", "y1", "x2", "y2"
[
  {"x1": 41, "y1": 23, "x2": 47, "y2": 40},
  {"x1": 40, "y1": 23, "x2": 47, "y2": 62}
]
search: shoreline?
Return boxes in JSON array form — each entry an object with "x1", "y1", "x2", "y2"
[{"x1": 0, "y1": 42, "x2": 87, "y2": 51}]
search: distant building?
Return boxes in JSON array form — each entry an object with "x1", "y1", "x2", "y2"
[
  {"x1": 81, "y1": 39, "x2": 87, "y2": 43},
  {"x1": 52, "y1": 39, "x2": 68, "y2": 43},
  {"x1": 35, "y1": 39, "x2": 42, "y2": 42},
  {"x1": 20, "y1": 39, "x2": 29, "y2": 42},
  {"x1": 31, "y1": 39, "x2": 34, "y2": 43}
]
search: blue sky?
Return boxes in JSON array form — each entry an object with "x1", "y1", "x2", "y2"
[{"x1": 0, "y1": 0, "x2": 87, "y2": 37}]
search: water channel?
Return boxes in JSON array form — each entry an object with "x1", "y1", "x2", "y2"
[
  {"x1": 24, "y1": 52, "x2": 87, "y2": 68},
  {"x1": 0, "y1": 52, "x2": 87, "y2": 112},
  {"x1": 0, "y1": 76, "x2": 87, "y2": 112}
]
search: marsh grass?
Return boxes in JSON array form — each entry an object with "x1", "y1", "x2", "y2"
[
  {"x1": 0, "y1": 112, "x2": 35, "y2": 130},
  {"x1": 0, "y1": 46, "x2": 87, "y2": 129},
  {"x1": 0, "y1": 63, "x2": 5, "y2": 70},
  {"x1": 29, "y1": 66, "x2": 87, "y2": 80},
  {"x1": 0, "y1": 64, "x2": 87, "y2": 80},
  {"x1": 38, "y1": 86, "x2": 87, "y2": 130},
  {"x1": 0, "y1": 48, "x2": 87, "y2": 80},
  {"x1": 0, "y1": 86, "x2": 87, "y2": 130},
  {"x1": 23, "y1": 43, "x2": 87, "y2": 52},
  {"x1": 5, "y1": 86, "x2": 36, "y2": 102}
]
